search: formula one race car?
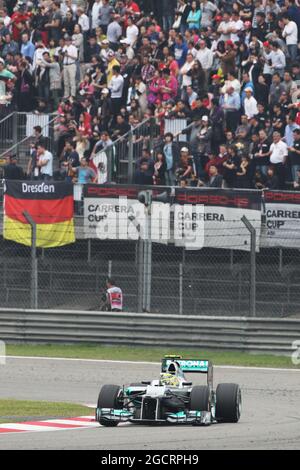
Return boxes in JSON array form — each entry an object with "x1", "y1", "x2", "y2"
[{"x1": 95, "y1": 355, "x2": 241, "y2": 426}]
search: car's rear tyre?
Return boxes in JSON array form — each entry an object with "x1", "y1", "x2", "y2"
[
  {"x1": 97, "y1": 384, "x2": 122, "y2": 427},
  {"x1": 215, "y1": 383, "x2": 241, "y2": 423},
  {"x1": 189, "y1": 385, "x2": 210, "y2": 411}
]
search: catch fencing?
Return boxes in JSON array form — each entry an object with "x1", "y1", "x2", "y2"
[{"x1": 0, "y1": 236, "x2": 300, "y2": 318}]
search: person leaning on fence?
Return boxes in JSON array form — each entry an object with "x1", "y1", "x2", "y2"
[{"x1": 100, "y1": 278, "x2": 123, "y2": 312}]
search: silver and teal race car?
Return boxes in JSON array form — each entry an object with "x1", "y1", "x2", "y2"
[{"x1": 95, "y1": 355, "x2": 241, "y2": 426}]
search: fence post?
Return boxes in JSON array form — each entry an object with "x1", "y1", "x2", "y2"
[
  {"x1": 241, "y1": 215, "x2": 256, "y2": 317},
  {"x1": 179, "y1": 263, "x2": 183, "y2": 315},
  {"x1": 87, "y1": 239, "x2": 91, "y2": 263},
  {"x1": 127, "y1": 131, "x2": 134, "y2": 184},
  {"x1": 23, "y1": 211, "x2": 38, "y2": 309},
  {"x1": 12, "y1": 113, "x2": 18, "y2": 151},
  {"x1": 108, "y1": 260, "x2": 112, "y2": 279},
  {"x1": 142, "y1": 202, "x2": 152, "y2": 312},
  {"x1": 137, "y1": 238, "x2": 144, "y2": 313}
]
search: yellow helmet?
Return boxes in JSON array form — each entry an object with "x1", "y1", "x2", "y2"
[{"x1": 160, "y1": 373, "x2": 180, "y2": 387}]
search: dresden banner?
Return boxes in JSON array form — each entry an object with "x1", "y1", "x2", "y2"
[{"x1": 3, "y1": 181, "x2": 75, "y2": 248}]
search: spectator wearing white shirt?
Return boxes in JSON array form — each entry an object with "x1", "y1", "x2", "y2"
[
  {"x1": 62, "y1": 35, "x2": 78, "y2": 98},
  {"x1": 180, "y1": 52, "x2": 195, "y2": 89},
  {"x1": 92, "y1": 0, "x2": 103, "y2": 30},
  {"x1": 196, "y1": 39, "x2": 213, "y2": 81},
  {"x1": 108, "y1": 65, "x2": 124, "y2": 117},
  {"x1": 33, "y1": 41, "x2": 49, "y2": 71},
  {"x1": 77, "y1": 7, "x2": 90, "y2": 33},
  {"x1": 36, "y1": 144, "x2": 53, "y2": 181},
  {"x1": 244, "y1": 88, "x2": 258, "y2": 119},
  {"x1": 269, "y1": 131, "x2": 288, "y2": 188},
  {"x1": 126, "y1": 16, "x2": 139, "y2": 47},
  {"x1": 217, "y1": 12, "x2": 231, "y2": 42},
  {"x1": 200, "y1": 0, "x2": 218, "y2": 28},
  {"x1": 269, "y1": 41, "x2": 286, "y2": 77},
  {"x1": 120, "y1": 38, "x2": 135, "y2": 60},
  {"x1": 282, "y1": 13, "x2": 298, "y2": 61},
  {"x1": 229, "y1": 12, "x2": 244, "y2": 42},
  {"x1": 221, "y1": 72, "x2": 241, "y2": 95}
]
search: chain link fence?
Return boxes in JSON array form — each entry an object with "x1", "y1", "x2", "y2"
[{"x1": 1, "y1": 234, "x2": 300, "y2": 317}]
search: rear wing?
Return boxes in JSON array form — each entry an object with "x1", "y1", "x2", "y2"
[{"x1": 161, "y1": 356, "x2": 213, "y2": 387}]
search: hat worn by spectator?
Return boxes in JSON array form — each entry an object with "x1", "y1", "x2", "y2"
[
  {"x1": 202, "y1": 115, "x2": 209, "y2": 121},
  {"x1": 212, "y1": 74, "x2": 221, "y2": 80},
  {"x1": 226, "y1": 40, "x2": 234, "y2": 47},
  {"x1": 181, "y1": 147, "x2": 189, "y2": 153},
  {"x1": 120, "y1": 38, "x2": 131, "y2": 45}
]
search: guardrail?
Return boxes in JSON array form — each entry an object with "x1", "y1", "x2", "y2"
[{"x1": 0, "y1": 309, "x2": 299, "y2": 356}]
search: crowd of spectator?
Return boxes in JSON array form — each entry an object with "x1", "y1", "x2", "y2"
[{"x1": 2, "y1": 0, "x2": 300, "y2": 190}]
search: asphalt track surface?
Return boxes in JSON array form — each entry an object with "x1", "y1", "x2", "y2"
[{"x1": 0, "y1": 356, "x2": 300, "y2": 450}]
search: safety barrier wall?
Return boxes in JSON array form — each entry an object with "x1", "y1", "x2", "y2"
[{"x1": 0, "y1": 309, "x2": 299, "y2": 356}]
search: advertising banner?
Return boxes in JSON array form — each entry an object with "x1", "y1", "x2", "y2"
[
  {"x1": 261, "y1": 191, "x2": 300, "y2": 248},
  {"x1": 84, "y1": 185, "x2": 261, "y2": 251}
]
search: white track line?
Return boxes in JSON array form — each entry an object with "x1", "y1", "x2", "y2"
[
  {"x1": 0, "y1": 423, "x2": 65, "y2": 432},
  {"x1": 48, "y1": 419, "x2": 98, "y2": 427},
  {"x1": 5, "y1": 355, "x2": 300, "y2": 372}
]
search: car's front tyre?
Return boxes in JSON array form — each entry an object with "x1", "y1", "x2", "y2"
[{"x1": 97, "y1": 384, "x2": 122, "y2": 427}]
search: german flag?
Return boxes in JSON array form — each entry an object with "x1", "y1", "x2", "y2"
[{"x1": 3, "y1": 181, "x2": 75, "y2": 248}]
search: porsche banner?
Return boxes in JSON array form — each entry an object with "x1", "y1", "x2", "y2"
[
  {"x1": 261, "y1": 191, "x2": 300, "y2": 248},
  {"x1": 173, "y1": 188, "x2": 262, "y2": 250},
  {"x1": 84, "y1": 185, "x2": 262, "y2": 251},
  {"x1": 84, "y1": 185, "x2": 170, "y2": 243}
]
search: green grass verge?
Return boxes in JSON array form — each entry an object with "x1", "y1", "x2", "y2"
[
  {"x1": 6, "y1": 343, "x2": 300, "y2": 369},
  {"x1": 0, "y1": 399, "x2": 92, "y2": 423}
]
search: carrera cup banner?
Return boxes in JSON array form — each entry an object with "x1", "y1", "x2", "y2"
[
  {"x1": 261, "y1": 191, "x2": 300, "y2": 248},
  {"x1": 173, "y1": 188, "x2": 262, "y2": 251},
  {"x1": 84, "y1": 185, "x2": 261, "y2": 251},
  {"x1": 84, "y1": 185, "x2": 170, "y2": 243}
]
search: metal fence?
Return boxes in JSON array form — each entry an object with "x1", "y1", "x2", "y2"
[
  {"x1": 0, "y1": 112, "x2": 56, "y2": 175},
  {"x1": 103, "y1": 117, "x2": 161, "y2": 184},
  {"x1": 1, "y1": 234, "x2": 300, "y2": 318}
]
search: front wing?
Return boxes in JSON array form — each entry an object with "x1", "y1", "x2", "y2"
[{"x1": 96, "y1": 407, "x2": 213, "y2": 426}]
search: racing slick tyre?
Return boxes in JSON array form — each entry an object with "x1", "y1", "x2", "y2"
[
  {"x1": 189, "y1": 385, "x2": 210, "y2": 411},
  {"x1": 215, "y1": 383, "x2": 241, "y2": 423},
  {"x1": 97, "y1": 384, "x2": 122, "y2": 427}
]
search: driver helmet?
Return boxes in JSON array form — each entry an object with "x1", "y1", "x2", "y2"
[{"x1": 160, "y1": 373, "x2": 180, "y2": 387}]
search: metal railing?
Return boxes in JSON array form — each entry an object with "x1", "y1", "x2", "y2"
[
  {"x1": 100, "y1": 117, "x2": 161, "y2": 184},
  {"x1": 0, "y1": 308, "x2": 299, "y2": 355},
  {"x1": 0, "y1": 112, "x2": 57, "y2": 173}
]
